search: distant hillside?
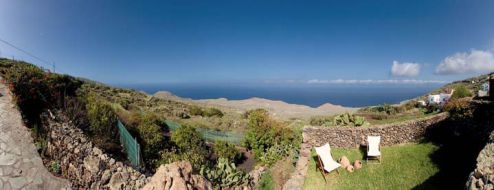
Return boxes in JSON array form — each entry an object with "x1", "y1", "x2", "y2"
[{"x1": 153, "y1": 91, "x2": 356, "y2": 119}]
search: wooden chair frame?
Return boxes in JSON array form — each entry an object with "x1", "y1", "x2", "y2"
[{"x1": 316, "y1": 151, "x2": 340, "y2": 183}]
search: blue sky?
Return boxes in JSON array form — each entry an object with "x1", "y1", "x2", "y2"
[{"x1": 1, "y1": 0, "x2": 494, "y2": 85}]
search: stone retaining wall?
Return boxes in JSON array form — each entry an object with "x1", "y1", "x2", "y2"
[
  {"x1": 45, "y1": 116, "x2": 149, "y2": 189},
  {"x1": 466, "y1": 133, "x2": 494, "y2": 189},
  {"x1": 303, "y1": 113, "x2": 449, "y2": 148}
]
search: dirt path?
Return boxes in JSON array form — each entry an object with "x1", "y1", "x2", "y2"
[{"x1": 0, "y1": 79, "x2": 70, "y2": 189}]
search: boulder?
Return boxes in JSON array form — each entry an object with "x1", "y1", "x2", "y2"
[
  {"x1": 83, "y1": 156, "x2": 101, "y2": 174},
  {"x1": 142, "y1": 161, "x2": 212, "y2": 190},
  {"x1": 109, "y1": 172, "x2": 130, "y2": 190}
]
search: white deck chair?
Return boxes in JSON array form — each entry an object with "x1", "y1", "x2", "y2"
[
  {"x1": 367, "y1": 136, "x2": 381, "y2": 163},
  {"x1": 314, "y1": 143, "x2": 341, "y2": 182}
]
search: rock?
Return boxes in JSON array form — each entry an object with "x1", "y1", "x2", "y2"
[
  {"x1": 93, "y1": 147, "x2": 103, "y2": 156},
  {"x1": 339, "y1": 156, "x2": 350, "y2": 168},
  {"x1": 101, "y1": 170, "x2": 112, "y2": 185},
  {"x1": 83, "y1": 156, "x2": 101, "y2": 174},
  {"x1": 109, "y1": 172, "x2": 129, "y2": 190},
  {"x1": 354, "y1": 160, "x2": 362, "y2": 170},
  {"x1": 141, "y1": 161, "x2": 212, "y2": 190}
]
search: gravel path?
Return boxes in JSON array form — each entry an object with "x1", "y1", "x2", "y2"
[{"x1": 0, "y1": 78, "x2": 70, "y2": 190}]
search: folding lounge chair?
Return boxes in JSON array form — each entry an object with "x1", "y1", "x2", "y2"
[
  {"x1": 366, "y1": 136, "x2": 381, "y2": 163},
  {"x1": 314, "y1": 143, "x2": 341, "y2": 182}
]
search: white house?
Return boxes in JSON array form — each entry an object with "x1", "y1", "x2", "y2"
[{"x1": 427, "y1": 90, "x2": 454, "y2": 106}]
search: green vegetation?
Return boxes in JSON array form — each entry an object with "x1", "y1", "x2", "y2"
[
  {"x1": 49, "y1": 160, "x2": 61, "y2": 174},
  {"x1": 332, "y1": 113, "x2": 367, "y2": 127},
  {"x1": 213, "y1": 141, "x2": 241, "y2": 162},
  {"x1": 189, "y1": 105, "x2": 224, "y2": 117},
  {"x1": 258, "y1": 171, "x2": 275, "y2": 190},
  {"x1": 303, "y1": 143, "x2": 440, "y2": 190},
  {"x1": 200, "y1": 158, "x2": 250, "y2": 189},
  {"x1": 451, "y1": 84, "x2": 473, "y2": 100},
  {"x1": 158, "y1": 125, "x2": 209, "y2": 170},
  {"x1": 243, "y1": 109, "x2": 301, "y2": 166}
]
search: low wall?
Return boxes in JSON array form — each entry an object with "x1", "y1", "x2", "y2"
[
  {"x1": 303, "y1": 113, "x2": 449, "y2": 148},
  {"x1": 45, "y1": 117, "x2": 149, "y2": 189},
  {"x1": 466, "y1": 133, "x2": 494, "y2": 189}
]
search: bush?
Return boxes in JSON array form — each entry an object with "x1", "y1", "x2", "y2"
[
  {"x1": 86, "y1": 94, "x2": 118, "y2": 137},
  {"x1": 451, "y1": 85, "x2": 473, "y2": 100},
  {"x1": 309, "y1": 116, "x2": 333, "y2": 126},
  {"x1": 189, "y1": 106, "x2": 224, "y2": 118},
  {"x1": 137, "y1": 119, "x2": 164, "y2": 162},
  {"x1": 200, "y1": 158, "x2": 250, "y2": 189},
  {"x1": 242, "y1": 109, "x2": 301, "y2": 166},
  {"x1": 444, "y1": 99, "x2": 472, "y2": 121},
  {"x1": 189, "y1": 105, "x2": 204, "y2": 116},
  {"x1": 204, "y1": 108, "x2": 224, "y2": 117},
  {"x1": 170, "y1": 125, "x2": 209, "y2": 169},
  {"x1": 213, "y1": 141, "x2": 241, "y2": 162}
]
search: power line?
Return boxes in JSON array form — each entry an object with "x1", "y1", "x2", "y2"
[{"x1": 0, "y1": 37, "x2": 55, "y2": 70}]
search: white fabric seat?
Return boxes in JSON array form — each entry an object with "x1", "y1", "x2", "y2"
[
  {"x1": 315, "y1": 143, "x2": 341, "y2": 173},
  {"x1": 367, "y1": 136, "x2": 381, "y2": 162}
]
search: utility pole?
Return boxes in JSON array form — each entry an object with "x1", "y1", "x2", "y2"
[{"x1": 52, "y1": 62, "x2": 56, "y2": 73}]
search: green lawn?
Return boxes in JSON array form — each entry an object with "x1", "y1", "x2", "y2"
[{"x1": 302, "y1": 143, "x2": 440, "y2": 190}]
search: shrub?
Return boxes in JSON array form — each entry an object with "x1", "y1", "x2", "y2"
[
  {"x1": 200, "y1": 158, "x2": 250, "y2": 189},
  {"x1": 204, "y1": 108, "x2": 224, "y2": 117},
  {"x1": 86, "y1": 94, "x2": 118, "y2": 137},
  {"x1": 213, "y1": 141, "x2": 241, "y2": 162},
  {"x1": 189, "y1": 105, "x2": 204, "y2": 116},
  {"x1": 451, "y1": 85, "x2": 473, "y2": 100},
  {"x1": 137, "y1": 119, "x2": 164, "y2": 162},
  {"x1": 243, "y1": 109, "x2": 301, "y2": 166},
  {"x1": 309, "y1": 116, "x2": 333, "y2": 126},
  {"x1": 444, "y1": 99, "x2": 472, "y2": 121},
  {"x1": 170, "y1": 125, "x2": 209, "y2": 169}
]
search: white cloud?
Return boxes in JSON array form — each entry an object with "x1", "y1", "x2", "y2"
[
  {"x1": 391, "y1": 61, "x2": 421, "y2": 77},
  {"x1": 436, "y1": 49, "x2": 494, "y2": 75},
  {"x1": 306, "y1": 79, "x2": 446, "y2": 84}
]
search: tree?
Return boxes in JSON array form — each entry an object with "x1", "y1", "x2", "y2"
[{"x1": 451, "y1": 85, "x2": 473, "y2": 100}]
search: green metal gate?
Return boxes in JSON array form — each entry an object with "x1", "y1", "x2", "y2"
[{"x1": 117, "y1": 120, "x2": 141, "y2": 167}]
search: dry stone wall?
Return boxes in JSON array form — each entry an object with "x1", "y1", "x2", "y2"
[
  {"x1": 466, "y1": 132, "x2": 494, "y2": 190},
  {"x1": 303, "y1": 113, "x2": 448, "y2": 148},
  {"x1": 45, "y1": 117, "x2": 149, "y2": 190}
]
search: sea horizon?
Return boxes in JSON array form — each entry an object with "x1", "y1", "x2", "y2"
[{"x1": 116, "y1": 83, "x2": 443, "y2": 108}]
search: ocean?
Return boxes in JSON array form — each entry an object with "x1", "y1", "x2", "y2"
[{"x1": 118, "y1": 84, "x2": 442, "y2": 108}]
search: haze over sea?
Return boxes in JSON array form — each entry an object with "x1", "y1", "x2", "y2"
[{"x1": 120, "y1": 84, "x2": 443, "y2": 108}]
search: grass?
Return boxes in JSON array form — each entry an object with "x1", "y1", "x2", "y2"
[{"x1": 303, "y1": 143, "x2": 440, "y2": 190}]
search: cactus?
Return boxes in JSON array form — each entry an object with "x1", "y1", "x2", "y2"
[
  {"x1": 331, "y1": 113, "x2": 367, "y2": 127},
  {"x1": 200, "y1": 158, "x2": 250, "y2": 189}
]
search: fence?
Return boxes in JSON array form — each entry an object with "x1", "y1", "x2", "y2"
[
  {"x1": 117, "y1": 120, "x2": 142, "y2": 167},
  {"x1": 164, "y1": 120, "x2": 244, "y2": 145}
]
